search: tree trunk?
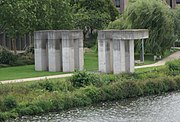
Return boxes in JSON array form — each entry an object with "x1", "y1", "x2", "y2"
[
  {"x1": 12, "y1": 38, "x2": 17, "y2": 54},
  {"x1": 2, "y1": 32, "x2": 6, "y2": 47}
]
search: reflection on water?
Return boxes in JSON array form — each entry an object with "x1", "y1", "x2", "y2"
[{"x1": 9, "y1": 92, "x2": 180, "y2": 122}]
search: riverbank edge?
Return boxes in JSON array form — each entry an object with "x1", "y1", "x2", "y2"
[{"x1": 1, "y1": 72, "x2": 180, "y2": 121}]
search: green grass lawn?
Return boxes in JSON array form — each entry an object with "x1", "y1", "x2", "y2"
[
  {"x1": 135, "y1": 54, "x2": 155, "y2": 65},
  {"x1": 0, "y1": 51, "x2": 98, "y2": 81},
  {"x1": 0, "y1": 65, "x2": 66, "y2": 81},
  {"x1": 84, "y1": 51, "x2": 98, "y2": 71},
  {"x1": 0, "y1": 50, "x2": 175, "y2": 81}
]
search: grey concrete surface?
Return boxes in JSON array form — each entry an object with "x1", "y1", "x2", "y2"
[
  {"x1": 98, "y1": 29, "x2": 149, "y2": 74},
  {"x1": 34, "y1": 30, "x2": 84, "y2": 72}
]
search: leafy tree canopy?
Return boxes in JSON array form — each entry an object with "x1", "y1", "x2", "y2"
[
  {"x1": 71, "y1": 0, "x2": 119, "y2": 36},
  {"x1": 0, "y1": 0, "x2": 74, "y2": 39},
  {"x1": 108, "y1": 0, "x2": 175, "y2": 55}
]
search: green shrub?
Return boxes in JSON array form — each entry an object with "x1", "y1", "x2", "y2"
[
  {"x1": 120, "y1": 80, "x2": 143, "y2": 98},
  {"x1": 69, "y1": 71, "x2": 101, "y2": 87},
  {"x1": 0, "y1": 46, "x2": 17, "y2": 64},
  {"x1": 0, "y1": 112, "x2": 17, "y2": 122},
  {"x1": 25, "y1": 45, "x2": 34, "y2": 54},
  {"x1": 3, "y1": 96, "x2": 17, "y2": 111},
  {"x1": 50, "y1": 93, "x2": 65, "y2": 111},
  {"x1": 34, "y1": 100, "x2": 52, "y2": 112},
  {"x1": 80, "y1": 86, "x2": 102, "y2": 103},
  {"x1": 71, "y1": 90, "x2": 92, "y2": 107},
  {"x1": 13, "y1": 53, "x2": 34, "y2": 66},
  {"x1": 166, "y1": 60, "x2": 180, "y2": 75}
]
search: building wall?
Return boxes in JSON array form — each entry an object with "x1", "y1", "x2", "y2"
[
  {"x1": 166, "y1": 0, "x2": 177, "y2": 8},
  {"x1": 112, "y1": 0, "x2": 178, "y2": 13},
  {"x1": 112, "y1": 0, "x2": 128, "y2": 13}
]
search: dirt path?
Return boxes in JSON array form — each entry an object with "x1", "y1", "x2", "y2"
[{"x1": 1, "y1": 51, "x2": 180, "y2": 84}]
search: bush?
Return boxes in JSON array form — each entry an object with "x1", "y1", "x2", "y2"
[
  {"x1": 3, "y1": 96, "x2": 17, "y2": 111},
  {"x1": 0, "y1": 46, "x2": 17, "y2": 64},
  {"x1": 0, "y1": 112, "x2": 17, "y2": 122},
  {"x1": 80, "y1": 85, "x2": 102, "y2": 103},
  {"x1": 69, "y1": 71, "x2": 101, "y2": 87},
  {"x1": 25, "y1": 45, "x2": 34, "y2": 54},
  {"x1": 166, "y1": 60, "x2": 180, "y2": 76},
  {"x1": 12, "y1": 53, "x2": 34, "y2": 66}
]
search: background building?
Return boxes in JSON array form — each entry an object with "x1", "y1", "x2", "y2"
[{"x1": 112, "y1": 0, "x2": 180, "y2": 13}]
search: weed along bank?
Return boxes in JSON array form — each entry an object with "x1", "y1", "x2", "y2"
[
  {"x1": 98, "y1": 29, "x2": 149, "y2": 74},
  {"x1": 34, "y1": 30, "x2": 84, "y2": 72}
]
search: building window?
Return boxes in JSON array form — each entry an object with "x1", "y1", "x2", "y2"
[
  {"x1": 177, "y1": 0, "x2": 180, "y2": 4},
  {"x1": 115, "y1": 0, "x2": 120, "y2": 7}
]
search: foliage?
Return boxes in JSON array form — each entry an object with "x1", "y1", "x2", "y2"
[
  {"x1": 174, "y1": 6, "x2": 180, "y2": 40},
  {"x1": 69, "y1": 71, "x2": 101, "y2": 87},
  {"x1": 108, "y1": 0, "x2": 176, "y2": 55},
  {"x1": 0, "y1": 0, "x2": 74, "y2": 41},
  {"x1": 72, "y1": 0, "x2": 119, "y2": 41},
  {"x1": 2, "y1": 96, "x2": 17, "y2": 111},
  {"x1": 166, "y1": 59, "x2": 180, "y2": 75},
  {"x1": 0, "y1": 46, "x2": 17, "y2": 64},
  {"x1": 1, "y1": 61, "x2": 180, "y2": 121}
]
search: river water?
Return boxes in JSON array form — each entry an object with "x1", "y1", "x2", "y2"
[{"x1": 10, "y1": 91, "x2": 180, "y2": 122}]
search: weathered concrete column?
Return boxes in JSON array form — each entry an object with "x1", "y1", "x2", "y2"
[
  {"x1": 125, "y1": 40, "x2": 134, "y2": 73},
  {"x1": 98, "y1": 32, "x2": 113, "y2": 73},
  {"x1": 61, "y1": 30, "x2": 84, "y2": 72},
  {"x1": 48, "y1": 31, "x2": 62, "y2": 72},
  {"x1": 34, "y1": 31, "x2": 48, "y2": 71},
  {"x1": 113, "y1": 39, "x2": 126, "y2": 74},
  {"x1": 34, "y1": 30, "x2": 84, "y2": 72},
  {"x1": 62, "y1": 31, "x2": 75, "y2": 72},
  {"x1": 98, "y1": 29, "x2": 149, "y2": 74},
  {"x1": 74, "y1": 35, "x2": 84, "y2": 71}
]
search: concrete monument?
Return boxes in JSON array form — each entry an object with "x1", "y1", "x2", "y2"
[
  {"x1": 34, "y1": 30, "x2": 84, "y2": 72},
  {"x1": 98, "y1": 29, "x2": 149, "y2": 74}
]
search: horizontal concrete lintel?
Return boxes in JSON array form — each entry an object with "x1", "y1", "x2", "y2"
[{"x1": 98, "y1": 29, "x2": 149, "y2": 40}]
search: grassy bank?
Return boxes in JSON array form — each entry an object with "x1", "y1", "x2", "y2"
[
  {"x1": 0, "y1": 51, "x2": 98, "y2": 81},
  {"x1": 1, "y1": 60, "x2": 180, "y2": 121},
  {"x1": 0, "y1": 65, "x2": 66, "y2": 81},
  {"x1": 0, "y1": 49, "x2": 177, "y2": 81}
]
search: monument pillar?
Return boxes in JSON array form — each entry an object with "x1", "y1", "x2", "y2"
[
  {"x1": 98, "y1": 32, "x2": 113, "y2": 73},
  {"x1": 125, "y1": 40, "x2": 134, "y2": 73},
  {"x1": 113, "y1": 39, "x2": 126, "y2": 74},
  {"x1": 34, "y1": 31, "x2": 48, "y2": 71},
  {"x1": 34, "y1": 30, "x2": 84, "y2": 72},
  {"x1": 62, "y1": 31, "x2": 75, "y2": 72},
  {"x1": 98, "y1": 29, "x2": 149, "y2": 74},
  {"x1": 48, "y1": 31, "x2": 62, "y2": 72}
]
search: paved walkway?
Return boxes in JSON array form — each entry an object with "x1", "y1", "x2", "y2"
[
  {"x1": 135, "y1": 51, "x2": 180, "y2": 69},
  {"x1": 0, "y1": 74, "x2": 73, "y2": 84},
  {"x1": 1, "y1": 51, "x2": 180, "y2": 84}
]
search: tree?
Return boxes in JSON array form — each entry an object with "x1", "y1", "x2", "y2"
[
  {"x1": 108, "y1": 0, "x2": 175, "y2": 55},
  {"x1": 33, "y1": 0, "x2": 74, "y2": 30},
  {"x1": 0, "y1": 0, "x2": 32, "y2": 53},
  {"x1": 0, "y1": 0, "x2": 74, "y2": 53},
  {"x1": 71, "y1": 0, "x2": 119, "y2": 41},
  {"x1": 174, "y1": 6, "x2": 180, "y2": 40}
]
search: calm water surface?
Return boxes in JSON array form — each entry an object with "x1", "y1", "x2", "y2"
[{"x1": 9, "y1": 92, "x2": 180, "y2": 122}]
